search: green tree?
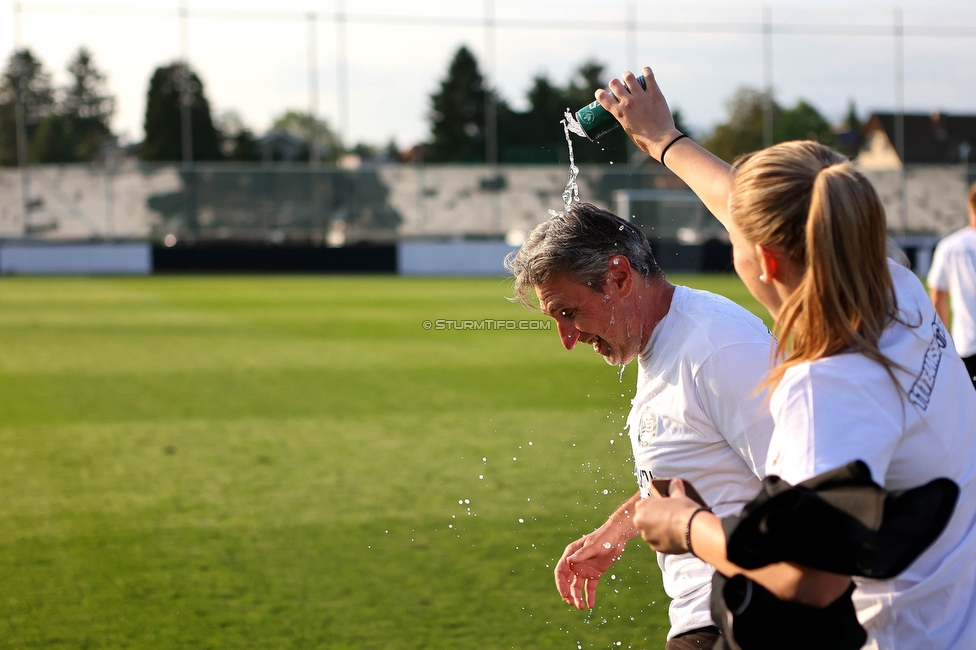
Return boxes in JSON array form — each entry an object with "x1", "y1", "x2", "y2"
[
  {"x1": 703, "y1": 86, "x2": 837, "y2": 163},
  {"x1": 29, "y1": 47, "x2": 115, "y2": 163},
  {"x1": 61, "y1": 47, "x2": 114, "y2": 160},
  {"x1": 835, "y1": 99, "x2": 864, "y2": 159},
  {"x1": 497, "y1": 73, "x2": 564, "y2": 163},
  {"x1": 427, "y1": 46, "x2": 491, "y2": 163},
  {"x1": 496, "y1": 61, "x2": 631, "y2": 164},
  {"x1": 270, "y1": 110, "x2": 342, "y2": 162},
  {"x1": 775, "y1": 99, "x2": 835, "y2": 146},
  {"x1": 701, "y1": 87, "x2": 771, "y2": 163},
  {"x1": 0, "y1": 48, "x2": 54, "y2": 166},
  {"x1": 214, "y1": 110, "x2": 260, "y2": 161},
  {"x1": 141, "y1": 62, "x2": 221, "y2": 162}
]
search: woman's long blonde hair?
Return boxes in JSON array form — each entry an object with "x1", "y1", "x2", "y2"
[{"x1": 729, "y1": 141, "x2": 899, "y2": 388}]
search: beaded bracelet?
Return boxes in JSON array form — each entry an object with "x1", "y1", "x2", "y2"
[
  {"x1": 660, "y1": 133, "x2": 689, "y2": 169},
  {"x1": 685, "y1": 505, "x2": 712, "y2": 557}
]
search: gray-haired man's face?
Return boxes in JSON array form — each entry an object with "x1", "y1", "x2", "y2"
[{"x1": 535, "y1": 269, "x2": 642, "y2": 367}]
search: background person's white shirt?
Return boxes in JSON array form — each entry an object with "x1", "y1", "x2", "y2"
[
  {"x1": 627, "y1": 286, "x2": 775, "y2": 640},
  {"x1": 928, "y1": 226, "x2": 976, "y2": 357},
  {"x1": 767, "y1": 261, "x2": 976, "y2": 650}
]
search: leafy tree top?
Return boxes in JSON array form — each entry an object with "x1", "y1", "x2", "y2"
[
  {"x1": 0, "y1": 48, "x2": 54, "y2": 126},
  {"x1": 703, "y1": 86, "x2": 838, "y2": 163},
  {"x1": 426, "y1": 46, "x2": 489, "y2": 163},
  {"x1": 141, "y1": 62, "x2": 221, "y2": 162},
  {"x1": 62, "y1": 47, "x2": 114, "y2": 123}
]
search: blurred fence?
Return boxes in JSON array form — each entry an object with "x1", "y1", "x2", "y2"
[{"x1": 0, "y1": 161, "x2": 971, "y2": 247}]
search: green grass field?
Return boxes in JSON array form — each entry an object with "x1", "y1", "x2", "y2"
[{"x1": 0, "y1": 273, "x2": 768, "y2": 649}]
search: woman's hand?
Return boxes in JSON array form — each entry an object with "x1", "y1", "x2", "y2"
[
  {"x1": 632, "y1": 479, "x2": 702, "y2": 555},
  {"x1": 596, "y1": 66, "x2": 736, "y2": 228},
  {"x1": 595, "y1": 67, "x2": 682, "y2": 161}
]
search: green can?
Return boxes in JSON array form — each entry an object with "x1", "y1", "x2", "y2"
[{"x1": 573, "y1": 75, "x2": 647, "y2": 141}]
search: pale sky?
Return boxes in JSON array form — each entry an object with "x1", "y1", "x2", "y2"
[{"x1": 2, "y1": 0, "x2": 976, "y2": 149}]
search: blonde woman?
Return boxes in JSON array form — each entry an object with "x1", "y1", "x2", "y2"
[{"x1": 598, "y1": 68, "x2": 976, "y2": 649}]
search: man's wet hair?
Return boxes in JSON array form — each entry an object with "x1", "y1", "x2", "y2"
[{"x1": 505, "y1": 201, "x2": 662, "y2": 309}]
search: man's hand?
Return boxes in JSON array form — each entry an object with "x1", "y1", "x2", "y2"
[{"x1": 554, "y1": 532, "x2": 626, "y2": 610}]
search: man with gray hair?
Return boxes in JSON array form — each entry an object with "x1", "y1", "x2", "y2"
[{"x1": 507, "y1": 201, "x2": 774, "y2": 650}]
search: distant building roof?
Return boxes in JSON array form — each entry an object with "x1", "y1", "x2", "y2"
[
  {"x1": 256, "y1": 128, "x2": 305, "y2": 162},
  {"x1": 859, "y1": 112, "x2": 976, "y2": 169}
]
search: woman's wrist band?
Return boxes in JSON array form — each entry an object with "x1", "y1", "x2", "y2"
[
  {"x1": 685, "y1": 505, "x2": 711, "y2": 557},
  {"x1": 660, "y1": 133, "x2": 689, "y2": 169}
]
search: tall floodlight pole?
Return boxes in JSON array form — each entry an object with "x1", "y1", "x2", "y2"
[
  {"x1": 335, "y1": 0, "x2": 349, "y2": 149},
  {"x1": 626, "y1": 1, "x2": 638, "y2": 71},
  {"x1": 762, "y1": 4, "x2": 774, "y2": 148},
  {"x1": 625, "y1": 1, "x2": 639, "y2": 163},
  {"x1": 483, "y1": 0, "x2": 500, "y2": 234},
  {"x1": 307, "y1": 12, "x2": 319, "y2": 168},
  {"x1": 894, "y1": 6, "x2": 908, "y2": 234},
  {"x1": 484, "y1": 0, "x2": 498, "y2": 167},
  {"x1": 178, "y1": 0, "x2": 197, "y2": 236},
  {"x1": 13, "y1": 1, "x2": 31, "y2": 237},
  {"x1": 179, "y1": 0, "x2": 193, "y2": 169}
]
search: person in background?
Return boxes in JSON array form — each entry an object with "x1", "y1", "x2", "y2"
[
  {"x1": 507, "y1": 201, "x2": 775, "y2": 650},
  {"x1": 928, "y1": 181, "x2": 976, "y2": 390}
]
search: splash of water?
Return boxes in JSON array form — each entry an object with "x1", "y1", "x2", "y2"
[
  {"x1": 618, "y1": 363, "x2": 627, "y2": 382},
  {"x1": 560, "y1": 110, "x2": 583, "y2": 210},
  {"x1": 563, "y1": 108, "x2": 588, "y2": 138}
]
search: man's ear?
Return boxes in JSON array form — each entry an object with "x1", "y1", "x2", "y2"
[{"x1": 605, "y1": 255, "x2": 634, "y2": 297}]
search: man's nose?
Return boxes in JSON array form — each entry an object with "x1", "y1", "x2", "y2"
[{"x1": 556, "y1": 319, "x2": 581, "y2": 350}]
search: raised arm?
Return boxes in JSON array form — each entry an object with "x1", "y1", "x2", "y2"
[{"x1": 595, "y1": 67, "x2": 735, "y2": 231}]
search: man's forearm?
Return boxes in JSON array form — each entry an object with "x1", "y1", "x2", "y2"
[
  {"x1": 598, "y1": 492, "x2": 643, "y2": 544},
  {"x1": 930, "y1": 288, "x2": 950, "y2": 328}
]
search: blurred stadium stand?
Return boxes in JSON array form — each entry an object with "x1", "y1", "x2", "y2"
[{"x1": 0, "y1": 161, "x2": 970, "y2": 275}]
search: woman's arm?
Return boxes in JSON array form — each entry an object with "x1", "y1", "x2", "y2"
[
  {"x1": 636, "y1": 479, "x2": 852, "y2": 608},
  {"x1": 595, "y1": 67, "x2": 735, "y2": 230}
]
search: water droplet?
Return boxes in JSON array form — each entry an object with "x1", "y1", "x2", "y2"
[
  {"x1": 518, "y1": 518, "x2": 524, "y2": 523},
  {"x1": 464, "y1": 499, "x2": 470, "y2": 504},
  {"x1": 528, "y1": 441, "x2": 533, "y2": 446},
  {"x1": 603, "y1": 541, "x2": 612, "y2": 549},
  {"x1": 618, "y1": 225, "x2": 624, "y2": 231},
  {"x1": 479, "y1": 474, "x2": 484, "y2": 479}
]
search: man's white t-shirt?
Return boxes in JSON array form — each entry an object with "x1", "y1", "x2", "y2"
[
  {"x1": 627, "y1": 286, "x2": 775, "y2": 640},
  {"x1": 767, "y1": 261, "x2": 976, "y2": 650},
  {"x1": 928, "y1": 226, "x2": 976, "y2": 357}
]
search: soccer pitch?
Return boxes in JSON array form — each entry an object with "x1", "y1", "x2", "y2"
[{"x1": 0, "y1": 273, "x2": 768, "y2": 649}]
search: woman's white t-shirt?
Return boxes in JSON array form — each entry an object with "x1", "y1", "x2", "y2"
[{"x1": 766, "y1": 261, "x2": 976, "y2": 650}]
